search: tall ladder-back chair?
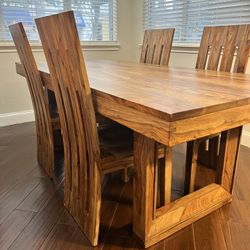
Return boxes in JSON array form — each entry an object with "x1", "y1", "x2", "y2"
[
  {"x1": 9, "y1": 23, "x2": 61, "y2": 178},
  {"x1": 140, "y1": 28, "x2": 175, "y2": 206},
  {"x1": 35, "y1": 11, "x2": 133, "y2": 246},
  {"x1": 185, "y1": 24, "x2": 250, "y2": 194}
]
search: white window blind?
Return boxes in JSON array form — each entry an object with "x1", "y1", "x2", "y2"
[
  {"x1": 0, "y1": 0, "x2": 117, "y2": 42},
  {"x1": 144, "y1": 0, "x2": 250, "y2": 44}
]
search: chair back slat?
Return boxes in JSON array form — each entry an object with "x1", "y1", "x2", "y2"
[
  {"x1": 140, "y1": 28, "x2": 175, "y2": 66},
  {"x1": 35, "y1": 11, "x2": 101, "y2": 245},
  {"x1": 9, "y1": 23, "x2": 54, "y2": 177},
  {"x1": 196, "y1": 25, "x2": 250, "y2": 73}
]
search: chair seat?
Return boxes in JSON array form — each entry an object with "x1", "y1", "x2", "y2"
[
  {"x1": 99, "y1": 125, "x2": 167, "y2": 175},
  {"x1": 51, "y1": 113, "x2": 134, "y2": 174},
  {"x1": 99, "y1": 124, "x2": 133, "y2": 174}
]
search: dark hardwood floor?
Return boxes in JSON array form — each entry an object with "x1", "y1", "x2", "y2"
[{"x1": 0, "y1": 122, "x2": 250, "y2": 250}]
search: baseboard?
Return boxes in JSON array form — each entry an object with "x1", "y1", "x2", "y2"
[{"x1": 0, "y1": 110, "x2": 34, "y2": 127}]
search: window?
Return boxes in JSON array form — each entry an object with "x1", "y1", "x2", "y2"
[
  {"x1": 0, "y1": 0, "x2": 117, "y2": 42},
  {"x1": 144, "y1": 0, "x2": 250, "y2": 44}
]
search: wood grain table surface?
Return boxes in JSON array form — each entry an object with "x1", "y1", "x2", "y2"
[{"x1": 16, "y1": 60, "x2": 250, "y2": 146}]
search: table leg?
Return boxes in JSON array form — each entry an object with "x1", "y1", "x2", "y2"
[
  {"x1": 133, "y1": 127, "x2": 241, "y2": 248},
  {"x1": 216, "y1": 126, "x2": 242, "y2": 193},
  {"x1": 133, "y1": 132, "x2": 156, "y2": 242}
]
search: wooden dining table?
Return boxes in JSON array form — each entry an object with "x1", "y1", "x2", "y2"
[{"x1": 16, "y1": 60, "x2": 250, "y2": 247}]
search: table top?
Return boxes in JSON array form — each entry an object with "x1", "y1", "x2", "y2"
[{"x1": 16, "y1": 60, "x2": 250, "y2": 122}]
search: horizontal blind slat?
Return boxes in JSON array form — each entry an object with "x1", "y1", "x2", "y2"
[
  {"x1": 0, "y1": 0, "x2": 117, "y2": 42},
  {"x1": 144, "y1": 0, "x2": 250, "y2": 43}
]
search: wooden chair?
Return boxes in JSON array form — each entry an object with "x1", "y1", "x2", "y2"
[
  {"x1": 140, "y1": 28, "x2": 175, "y2": 66},
  {"x1": 185, "y1": 24, "x2": 250, "y2": 194},
  {"x1": 35, "y1": 11, "x2": 133, "y2": 246},
  {"x1": 9, "y1": 23, "x2": 61, "y2": 178}
]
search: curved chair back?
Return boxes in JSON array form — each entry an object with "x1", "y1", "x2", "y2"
[
  {"x1": 35, "y1": 11, "x2": 101, "y2": 245},
  {"x1": 9, "y1": 23, "x2": 54, "y2": 178}
]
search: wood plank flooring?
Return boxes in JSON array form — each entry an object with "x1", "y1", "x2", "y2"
[{"x1": 0, "y1": 122, "x2": 250, "y2": 250}]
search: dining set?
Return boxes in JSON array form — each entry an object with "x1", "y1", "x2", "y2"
[{"x1": 11, "y1": 10, "x2": 250, "y2": 248}]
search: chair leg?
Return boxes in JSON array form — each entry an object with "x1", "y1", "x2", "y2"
[
  {"x1": 197, "y1": 140, "x2": 208, "y2": 166},
  {"x1": 121, "y1": 167, "x2": 130, "y2": 183},
  {"x1": 208, "y1": 136, "x2": 219, "y2": 169},
  {"x1": 184, "y1": 140, "x2": 199, "y2": 195},
  {"x1": 197, "y1": 136, "x2": 219, "y2": 169}
]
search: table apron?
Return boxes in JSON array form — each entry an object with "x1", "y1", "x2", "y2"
[
  {"x1": 95, "y1": 92, "x2": 250, "y2": 146},
  {"x1": 93, "y1": 93, "x2": 171, "y2": 145},
  {"x1": 170, "y1": 103, "x2": 250, "y2": 145}
]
